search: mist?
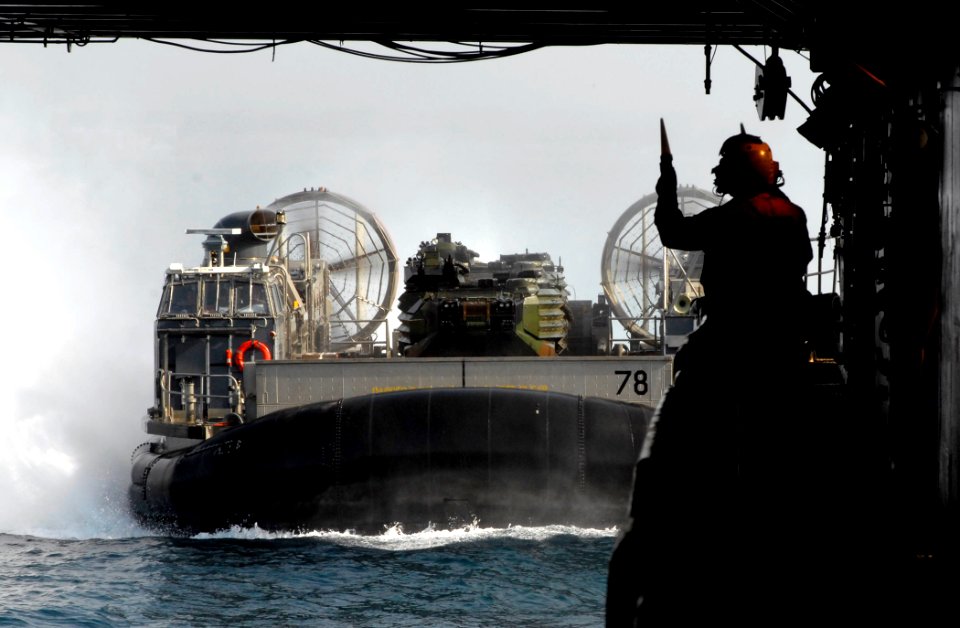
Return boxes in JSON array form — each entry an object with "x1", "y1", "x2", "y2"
[{"x1": 0, "y1": 40, "x2": 824, "y2": 537}]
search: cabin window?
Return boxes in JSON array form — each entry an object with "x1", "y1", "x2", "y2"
[
  {"x1": 269, "y1": 283, "x2": 284, "y2": 313},
  {"x1": 202, "y1": 278, "x2": 231, "y2": 316},
  {"x1": 159, "y1": 280, "x2": 199, "y2": 316},
  {"x1": 157, "y1": 286, "x2": 171, "y2": 316},
  {"x1": 236, "y1": 281, "x2": 270, "y2": 315}
]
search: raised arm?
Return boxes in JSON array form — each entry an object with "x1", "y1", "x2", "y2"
[{"x1": 654, "y1": 156, "x2": 714, "y2": 251}]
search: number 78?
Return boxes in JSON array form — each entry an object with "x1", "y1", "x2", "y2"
[{"x1": 615, "y1": 370, "x2": 648, "y2": 396}]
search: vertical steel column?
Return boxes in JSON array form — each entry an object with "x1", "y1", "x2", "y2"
[{"x1": 940, "y1": 67, "x2": 960, "y2": 508}]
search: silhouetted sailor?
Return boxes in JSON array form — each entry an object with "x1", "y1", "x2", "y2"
[{"x1": 607, "y1": 123, "x2": 817, "y2": 626}]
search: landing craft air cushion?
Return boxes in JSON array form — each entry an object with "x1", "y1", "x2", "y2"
[{"x1": 129, "y1": 187, "x2": 676, "y2": 534}]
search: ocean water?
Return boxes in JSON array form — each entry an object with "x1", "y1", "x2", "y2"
[
  {"x1": 0, "y1": 395, "x2": 617, "y2": 627},
  {"x1": 0, "y1": 337, "x2": 619, "y2": 627},
  {"x1": 0, "y1": 522, "x2": 616, "y2": 626}
]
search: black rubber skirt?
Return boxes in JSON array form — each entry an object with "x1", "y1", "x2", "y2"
[{"x1": 129, "y1": 387, "x2": 650, "y2": 534}]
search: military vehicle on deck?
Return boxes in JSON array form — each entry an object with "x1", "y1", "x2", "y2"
[{"x1": 395, "y1": 233, "x2": 571, "y2": 357}]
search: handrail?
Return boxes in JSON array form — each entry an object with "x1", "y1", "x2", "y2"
[
  {"x1": 323, "y1": 317, "x2": 392, "y2": 357},
  {"x1": 666, "y1": 248, "x2": 701, "y2": 297},
  {"x1": 159, "y1": 370, "x2": 242, "y2": 422},
  {"x1": 805, "y1": 266, "x2": 838, "y2": 295},
  {"x1": 607, "y1": 315, "x2": 665, "y2": 355}
]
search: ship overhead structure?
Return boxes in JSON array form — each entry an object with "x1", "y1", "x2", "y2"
[{"x1": 395, "y1": 233, "x2": 571, "y2": 357}]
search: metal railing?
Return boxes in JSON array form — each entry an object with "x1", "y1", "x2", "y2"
[
  {"x1": 322, "y1": 317, "x2": 392, "y2": 357},
  {"x1": 607, "y1": 315, "x2": 665, "y2": 355},
  {"x1": 806, "y1": 266, "x2": 838, "y2": 296},
  {"x1": 159, "y1": 370, "x2": 243, "y2": 423}
]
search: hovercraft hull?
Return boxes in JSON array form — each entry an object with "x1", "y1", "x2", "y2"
[{"x1": 130, "y1": 387, "x2": 649, "y2": 534}]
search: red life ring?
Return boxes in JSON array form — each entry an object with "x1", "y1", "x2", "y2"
[{"x1": 234, "y1": 339, "x2": 272, "y2": 371}]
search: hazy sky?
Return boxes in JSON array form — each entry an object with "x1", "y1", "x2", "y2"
[{"x1": 0, "y1": 39, "x2": 826, "y2": 535}]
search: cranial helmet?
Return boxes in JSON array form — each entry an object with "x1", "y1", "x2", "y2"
[{"x1": 713, "y1": 125, "x2": 781, "y2": 191}]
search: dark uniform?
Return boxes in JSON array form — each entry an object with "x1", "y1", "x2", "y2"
[{"x1": 607, "y1": 132, "x2": 822, "y2": 626}]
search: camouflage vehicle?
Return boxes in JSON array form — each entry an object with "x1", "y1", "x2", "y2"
[{"x1": 396, "y1": 233, "x2": 571, "y2": 357}]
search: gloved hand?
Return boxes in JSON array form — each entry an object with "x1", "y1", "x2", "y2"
[{"x1": 656, "y1": 155, "x2": 677, "y2": 197}]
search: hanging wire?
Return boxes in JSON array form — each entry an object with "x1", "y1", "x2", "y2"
[
  {"x1": 139, "y1": 37, "x2": 547, "y2": 62},
  {"x1": 309, "y1": 40, "x2": 548, "y2": 63},
  {"x1": 142, "y1": 38, "x2": 301, "y2": 53}
]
